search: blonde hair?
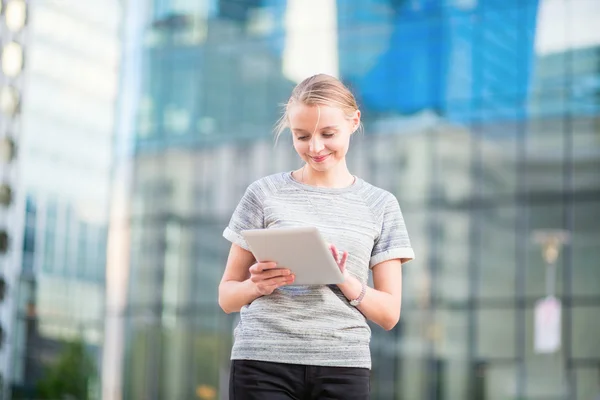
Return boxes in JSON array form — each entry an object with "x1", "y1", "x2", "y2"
[{"x1": 274, "y1": 74, "x2": 361, "y2": 142}]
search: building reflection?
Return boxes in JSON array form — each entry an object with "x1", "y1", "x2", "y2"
[{"x1": 105, "y1": 1, "x2": 600, "y2": 399}]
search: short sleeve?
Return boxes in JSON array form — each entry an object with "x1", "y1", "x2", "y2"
[
  {"x1": 222, "y1": 182, "x2": 265, "y2": 251},
  {"x1": 370, "y1": 193, "x2": 415, "y2": 268}
]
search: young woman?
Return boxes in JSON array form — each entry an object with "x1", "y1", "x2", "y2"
[{"x1": 219, "y1": 74, "x2": 414, "y2": 399}]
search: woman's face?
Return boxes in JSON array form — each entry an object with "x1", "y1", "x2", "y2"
[{"x1": 288, "y1": 103, "x2": 360, "y2": 173}]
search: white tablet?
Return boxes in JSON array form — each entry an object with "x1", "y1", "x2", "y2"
[{"x1": 241, "y1": 226, "x2": 345, "y2": 285}]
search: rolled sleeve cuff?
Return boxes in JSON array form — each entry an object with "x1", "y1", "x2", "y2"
[
  {"x1": 370, "y1": 248, "x2": 415, "y2": 269},
  {"x1": 223, "y1": 227, "x2": 251, "y2": 251}
]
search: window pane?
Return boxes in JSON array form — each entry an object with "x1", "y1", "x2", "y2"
[
  {"x1": 526, "y1": 117, "x2": 566, "y2": 195},
  {"x1": 435, "y1": 309, "x2": 468, "y2": 359},
  {"x1": 479, "y1": 122, "x2": 520, "y2": 198},
  {"x1": 486, "y1": 364, "x2": 518, "y2": 400},
  {"x1": 572, "y1": 117, "x2": 600, "y2": 193},
  {"x1": 573, "y1": 307, "x2": 600, "y2": 359},
  {"x1": 479, "y1": 206, "x2": 517, "y2": 300},
  {"x1": 572, "y1": 200, "x2": 600, "y2": 297},
  {"x1": 444, "y1": 360, "x2": 469, "y2": 400},
  {"x1": 525, "y1": 358, "x2": 568, "y2": 398},
  {"x1": 478, "y1": 309, "x2": 515, "y2": 358},
  {"x1": 400, "y1": 358, "x2": 427, "y2": 400},
  {"x1": 575, "y1": 367, "x2": 600, "y2": 400},
  {"x1": 436, "y1": 210, "x2": 470, "y2": 304}
]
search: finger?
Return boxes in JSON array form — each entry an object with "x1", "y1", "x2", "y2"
[
  {"x1": 278, "y1": 276, "x2": 294, "y2": 287},
  {"x1": 279, "y1": 274, "x2": 295, "y2": 286},
  {"x1": 251, "y1": 270, "x2": 287, "y2": 284},
  {"x1": 253, "y1": 261, "x2": 276, "y2": 272},
  {"x1": 253, "y1": 271, "x2": 283, "y2": 284},
  {"x1": 340, "y1": 251, "x2": 349, "y2": 266},
  {"x1": 330, "y1": 245, "x2": 339, "y2": 262},
  {"x1": 259, "y1": 261, "x2": 278, "y2": 271},
  {"x1": 249, "y1": 263, "x2": 260, "y2": 273},
  {"x1": 262, "y1": 275, "x2": 295, "y2": 289},
  {"x1": 261, "y1": 268, "x2": 291, "y2": 279},
  {"x1": 263, "y1": 272, "x2": 294, "y2": 283}
]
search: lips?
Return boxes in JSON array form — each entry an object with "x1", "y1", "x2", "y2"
[{"x1": 311, "y1": 154, "x2": 332, "y2": 163}]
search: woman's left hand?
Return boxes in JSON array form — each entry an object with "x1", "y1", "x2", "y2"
[{"x1": 329, "y1": 244, "x2": 350, "y2": 281}]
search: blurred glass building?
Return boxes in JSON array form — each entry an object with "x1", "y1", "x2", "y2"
[
  {"x1": 2, "y1": 1, "x2": 122, "y2": 399},
  {"x1": 107, "y1": 0, "x2": 600, "y2": 399}
]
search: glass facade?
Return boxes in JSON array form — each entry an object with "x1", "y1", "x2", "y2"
[
  {"x1": 109, "y1": 0, "x2": 600, "y2": 399},
  {"x1": 7, "y1": 1, "x2": 121, "y2": 398}
]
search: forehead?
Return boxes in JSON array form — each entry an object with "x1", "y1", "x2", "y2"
[{"x1": 288, "y1": 103, "x2": 346, "y2": 129}]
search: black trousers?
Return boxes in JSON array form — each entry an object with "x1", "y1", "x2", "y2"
[{"x1": 229, "y1": 359, "x2": 370, "y2": 400}]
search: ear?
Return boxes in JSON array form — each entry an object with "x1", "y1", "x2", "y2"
[{"x1": 351, "y1": 110, "x2": 361, "y2": 134}]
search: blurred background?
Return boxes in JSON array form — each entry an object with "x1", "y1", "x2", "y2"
[{"x1": 0, "y1": 0, "x2": 599, "y2": 399}]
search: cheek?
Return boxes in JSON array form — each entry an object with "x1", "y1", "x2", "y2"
[
  {"x1": 330, "y1": 136, "x2": 351, "y2": 153},
  {"x1": 293, "y1": 141, "x2": 307, "y2": 155}
]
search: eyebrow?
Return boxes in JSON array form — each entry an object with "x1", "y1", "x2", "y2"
[{"x1": 292, "y1": 125, "x2": 339, "y2": 134}]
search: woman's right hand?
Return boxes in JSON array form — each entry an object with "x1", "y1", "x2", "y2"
[{"x1": 249, "y1": 262, "x2": 295, "y2": 295}]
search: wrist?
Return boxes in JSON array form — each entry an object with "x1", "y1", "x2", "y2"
[
  {"x1": 244, "y1": 278, "x2": 263, "y2": 299},
  {"x1": 337, "y1": 274, "x2": 363, "y2": 303}
]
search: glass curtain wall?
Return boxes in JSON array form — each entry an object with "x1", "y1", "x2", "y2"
[{"x1": 110, "y1": 0, "x2": 600, "y2": 399}]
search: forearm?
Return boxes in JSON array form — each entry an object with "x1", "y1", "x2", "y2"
[
  {"x1": 218, "y1": 279, "x2": 261, "y2": 314},
  {"x1": 338, "y1": 275, "x2": 401, "y2": 331}
]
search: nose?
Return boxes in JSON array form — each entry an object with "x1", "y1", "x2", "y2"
[{"x1": 309, "y1": 136, "x2": 324, "y2": 153}]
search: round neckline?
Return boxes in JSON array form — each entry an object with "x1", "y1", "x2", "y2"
[{"x1": 284, "y1": 171, "x2": 363, "y2": 194}]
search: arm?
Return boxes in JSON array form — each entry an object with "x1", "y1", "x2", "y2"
[
  {"x1": 335, "y1": 192, "x2": 411, "y2": 330},
  {"x1": 218, "y1": 243, "x2": 295, "y2": 314},
  {"x1": 337, "y1": 259, "x2": 402, "y2": 331}
]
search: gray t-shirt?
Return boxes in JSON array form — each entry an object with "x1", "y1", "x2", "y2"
[{"x1": 223, "y1": 171, "x2": 414, "y2": 369}]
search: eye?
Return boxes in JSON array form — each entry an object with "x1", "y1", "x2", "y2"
[
  {"x1": 322, "y1": 133, "x2": 335, "y2": 138},
  {"x1": 297, "y1": 136, "x2": 309, "y2": 141}
]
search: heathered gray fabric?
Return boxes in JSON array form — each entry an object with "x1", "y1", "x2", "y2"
[{"x1": 222, "y1": 172, "x2": 414, "y2": 369}]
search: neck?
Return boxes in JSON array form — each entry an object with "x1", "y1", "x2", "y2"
[{"x1": 300, "y1": 162, "x2": 354, "y2": 188}]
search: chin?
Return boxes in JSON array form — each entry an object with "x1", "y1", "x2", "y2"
[{"x1": 308, "y1": 161, "x2": 333, "y2": 172}]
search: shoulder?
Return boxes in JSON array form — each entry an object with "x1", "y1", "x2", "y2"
[
  {"x1": 357, "y1": 180, "x2": 399, "y2": 213},
  {"x1": 245, "y1": 172, "x2": 289, "y2": 197}
]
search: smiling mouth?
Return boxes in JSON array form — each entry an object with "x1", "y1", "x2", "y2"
[{"x1": 311, "y1": 154, "x2": 332, "y2": 162}]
